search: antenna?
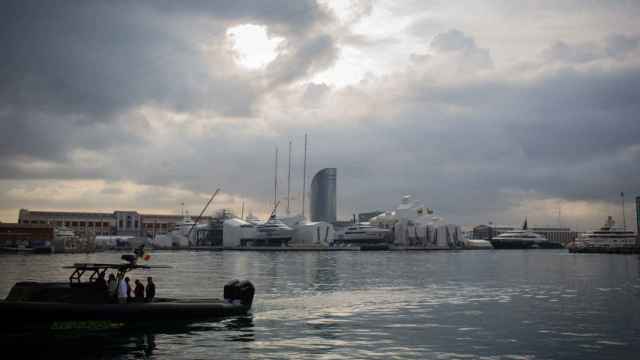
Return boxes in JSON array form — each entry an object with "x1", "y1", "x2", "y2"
[
  {"x1": 558, "y1": 201, "x2": 562, "y2": 227},
  {"x1": 287, "y1": 140, "x2": 292, "y2": 216},
  {"x1": 274, "y1": 146, "x2": 279, "y2": 210},
  {"x1": 302, "y1": 133, "x2": 308, "y2": 219},
  {"x1": 187, "y1": 188, "x2": 220, "y2": 238}
]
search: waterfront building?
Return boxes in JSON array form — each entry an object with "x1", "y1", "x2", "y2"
[
  {"x1": 18, "y1": 209, "x2": 211, "y2": 237},
  {"x1": 310, "y1": 168, "x2": 337, "y2": 223},
  {"x1": 473, "y1": 224, "x2": 578, "y2": 245},
  {"x1": 472, "y1": 225, "x2": 515, "y2": 241}
]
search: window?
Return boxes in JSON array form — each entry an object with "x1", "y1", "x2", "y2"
[
  {"x1": 119, "y1": 219, "x2": 123, "y2": 228},
  {"x1": 79, "y1": 222, "x2": 85, "y2": 227},
  {"x1": 88, "y1": 222, "x2": 93, "y2": 226},
  {"x1": 72, "y1": 222, "x2": 78, "y2": 227},
  {"x1": 134, "y1": 220, "x2": 138, "y2": 229}
]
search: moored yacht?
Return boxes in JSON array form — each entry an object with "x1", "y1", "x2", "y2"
[
  {"x1": 247, "y1": 215, "x2": 294, "y2": 247},
  {"x1": 569, "y1": 216, "x2": 637, "y2": 252},
  {"x1": 334, "y1": 222, "x2": 390, "y2": 246},
  {"x1": 490, "y1": 219, "x2": 563, "y2": 249}
]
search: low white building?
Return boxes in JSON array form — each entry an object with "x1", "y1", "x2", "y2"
[
  {"x1": 281, "y1": 215, "x2": 335, "y2": 246},
  {"x1": 292, "y1": 222, "x2": 335, "y2": 245},
  {"x1": 223, "y1": 218, "x2": 257, "y2": 247}
]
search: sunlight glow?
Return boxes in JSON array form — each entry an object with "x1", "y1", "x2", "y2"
[{"x1": 226, "y1": 24, "x2": 284, "y2": 69}]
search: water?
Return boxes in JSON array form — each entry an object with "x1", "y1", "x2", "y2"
[{"x1": 1, "y1": 250, "x2": 639, "y2": 359}]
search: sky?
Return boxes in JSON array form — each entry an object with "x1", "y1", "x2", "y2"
[{"x1": 1, "y1": 0, "x2": 639, "y2": 231}]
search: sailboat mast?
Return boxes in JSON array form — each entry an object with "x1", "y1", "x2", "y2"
[
  {"x1": 287, "y1": 140, "x2": 292, "y2": 216},
  {"x1": 274, "y1": 147, "x2": 279, "y2": 210},
  {"x1": 302, "y1": 133, "x2": 308, "y2": 218},
  {"x1": 622, "y1": 192, "x2": 626, "y2": 230}
]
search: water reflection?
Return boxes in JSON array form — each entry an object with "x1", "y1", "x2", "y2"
[{"x1": 2, "y1": 251, "x2": 640, "y2": 359}]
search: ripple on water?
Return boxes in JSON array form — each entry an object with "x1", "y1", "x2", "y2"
[{"x1": 1, "y1": 250, "x2": 640, "y2": 359}]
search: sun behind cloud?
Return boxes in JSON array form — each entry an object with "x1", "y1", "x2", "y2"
[{"x1": 226, "y1": 24, "x2": 284, "y2": 70}]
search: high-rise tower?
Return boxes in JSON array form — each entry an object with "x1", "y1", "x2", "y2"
[{"x1": 310, "y1": 168, "x2": 337, "y2": 223}]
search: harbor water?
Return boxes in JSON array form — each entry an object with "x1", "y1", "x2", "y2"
[{"x1": 1, "y1": 250, "x2": 639, "y2": 359}]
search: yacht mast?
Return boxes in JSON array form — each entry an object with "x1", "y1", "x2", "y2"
[
  {"x1": 287, "y1": 140, "x2": 292, "y2": 216},
  {"x1": 302, "y1": 133, "x2": 308, "y2": 219},
  {"x1": 621, "y1": 192, "x2": 626, "y2": 230},
  {"x1": 274, "y1": 147, "x2": 279, "y2": 211}
]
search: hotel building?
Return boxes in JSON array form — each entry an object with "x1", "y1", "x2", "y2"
[{"x1": 18, "y1": 209, "x2": 211, "y2": 237}]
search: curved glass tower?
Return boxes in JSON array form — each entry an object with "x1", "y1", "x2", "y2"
[{"x1": 310, "y1": 168, "x2": 337, "y2": 223}]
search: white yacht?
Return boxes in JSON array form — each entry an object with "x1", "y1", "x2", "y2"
[
  {"x1": 571, "y1": 217, "x2": 637, "y2": 250},
  {"x1": 335, "y1": 222, "x2": 390, "y2": 245},
  {"x1": 247, "y1": 215, "x2": 294, "y2": 246},
  {"x1": 490, "y1": 220, "x2": 563, "y2": 249}
]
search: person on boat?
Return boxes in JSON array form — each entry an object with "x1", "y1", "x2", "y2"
[
  {"x1": 117, "y1": 276, "x2": 128, "y2": 304},
  {"x1": 125, "y1": 277, "x2": 132, "y2": 301},
  {"x1": 145, "y1": 277, "x2": 156, "y2": 302},
  {"x1": 107, "y1": 273, "x2": 118, "y2": 302},
  {"x1": 134, "y1": 279, "x2": 145, "y2": 302},
  {"x1": 94, "y1": 272, "x2": 107, "y2": 291}
]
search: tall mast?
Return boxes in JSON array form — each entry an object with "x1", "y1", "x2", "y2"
[
  {"x1": 302, "y1": 133, "x2": 308, "y2": 218},
  {"x1": 274, "y1": 146, "x2": 279, "y2": 211},
  {"x1": 287, "y1": 140, "x2": 292, "y2": 216},
  {"x1": 621, "y1": 192, "x2": 626, "y2": 230}
]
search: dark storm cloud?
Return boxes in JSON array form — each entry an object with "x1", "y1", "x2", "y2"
[
  {"x1": 0, "y1": 0, "x2": 335, "y2": 162},
  {"x1": 148, "y1": 0, "x2": 330, "y2": 34},
  {"x1": 266, "y1": 34, "x2": 338, "y2": 87}
]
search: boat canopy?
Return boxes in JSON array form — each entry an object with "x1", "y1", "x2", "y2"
[{"x1": 62, "y1": 262, "x2": 171, "y2": 284}]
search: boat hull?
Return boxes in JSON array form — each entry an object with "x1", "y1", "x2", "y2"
[
  {"x1": 0, "y1": 300, "x2": 250, "y2": 332},
  {"x1": 490, "y1": 240, "x2": 564, "y2": 249}
]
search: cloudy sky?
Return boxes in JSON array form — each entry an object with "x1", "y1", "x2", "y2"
[{"x1": 1, "y1": 0, "x2": 639, "y2": 230}]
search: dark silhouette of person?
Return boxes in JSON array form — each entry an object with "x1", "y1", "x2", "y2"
[
  {"x1": 94, "y1": 272, "x2": 107, "y2": 291},
  {"x1": 125, "y1": 277, "x2": 132, "y2": 301},
  {"x1": 134, "y1": 279, "x2": 145, "y2": 302},
  {"x1": 145, "y1": 277, "x2": 156, "y2": 303},
  {"x1": 94, "y1": 273, "x2": 108, "y2": 302}
]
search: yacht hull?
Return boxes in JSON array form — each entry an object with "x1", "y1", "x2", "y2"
[{"x1": 490, "y1": 240, "x2": 563, "y2": 249}]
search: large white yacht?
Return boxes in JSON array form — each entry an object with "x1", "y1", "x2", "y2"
[
  {"x1": 247, "y1": 215, "x2": 294, "y2": 246},
  {"x1": 571, "y1": 217, "x2": 637, "y2": 250},
  {"x1": 490, "y1": 220, "x2": 564, "y2": 249},
  {"x1": 334, "y1": 222, "x2": 390, "y2": 246}
]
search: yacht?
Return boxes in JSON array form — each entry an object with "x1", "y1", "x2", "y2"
[
  {"x1": 335, "y1": 222, "x2": 390, "y2": 246},
  {"x1": 570, "y1": 217, "x2": 637, "y2": 251},
  {"x1": 490, "y1": 220, "x2": 563, "y2": 249},
  {"x1": 247, "y1": 215, "x2": 294, "y2": 246}
]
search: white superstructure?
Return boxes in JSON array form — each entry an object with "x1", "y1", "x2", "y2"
[
  {"x1": 572, "y1": 216, "x2": 637, "y2": 250},
  {"x1": 335, "y1": 222, "x2": 390, "y2": 245},
  {"x1": 248, "y1": 215, "x2": 294, "y2": 246},
  {"x1": 369, "y1": 195, "x2": 464, "y2": 249}
]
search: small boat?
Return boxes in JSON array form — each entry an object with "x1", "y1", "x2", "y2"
[{"x1": 0, "y1": 247, "x2": 254, "y2": 332}]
